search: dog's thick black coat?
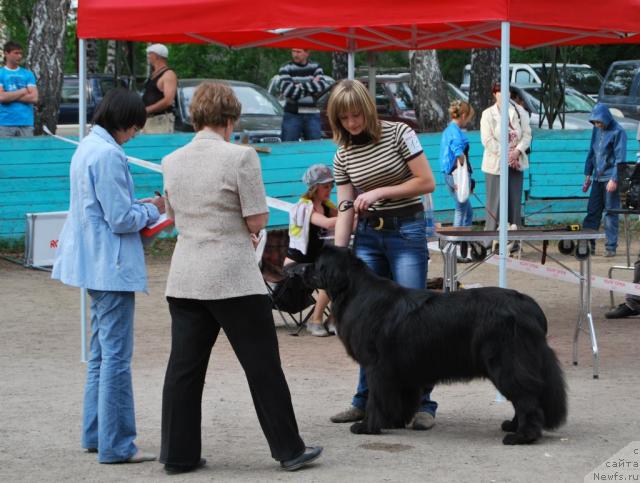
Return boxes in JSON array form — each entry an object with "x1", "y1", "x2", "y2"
[{"x1": 306, "y1": 246, "x2": 567, "y2": 445}]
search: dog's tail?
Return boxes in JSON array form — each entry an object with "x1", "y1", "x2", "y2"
[{"x1": 540, "y1": 345, "x2": 568, "y2": 429}]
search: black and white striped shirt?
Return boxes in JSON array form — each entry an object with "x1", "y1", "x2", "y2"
[
  {"x1": 278, "y1": 60, "x2": 326, "y2": 114},
  {"x1": 333, "y1": 121, "x2": 425, "y2": 211}
]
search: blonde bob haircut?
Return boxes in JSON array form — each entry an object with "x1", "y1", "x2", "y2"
[
  {"x1": 327, "y1": 79, "x2": 381, "y2": 147},
  {"x1": 189, "y1": 82, "x2": 241, "y2": 131}
]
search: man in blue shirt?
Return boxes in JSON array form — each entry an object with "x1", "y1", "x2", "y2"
[{"x1": 0, "y1": 41, "x2": 38, "y2": 137}]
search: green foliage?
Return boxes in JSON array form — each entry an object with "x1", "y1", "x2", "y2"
[
  {"x1": 168, "y1": 45, "x2": 291, "y2": 87},
  {"x1": 63, "y1": 19, "x2": 76, "y2": 72},
  {"x1": 438, "y1": 50, "x2": 471, "y2": 83},
  {"x1": 169, "y1": 47, "x2": 409, "y2": 88},
  {"x1": 0, "y1": 236, "x2": 25, "y2": 256},
  {"x1": 0, "y1": 0, "x2": 35, "y2": 47}
]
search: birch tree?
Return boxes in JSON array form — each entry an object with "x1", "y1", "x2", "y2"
[
  {"x1": 409, "y1": 49, "x2": 448, "y2": 132},
  {"x1": 468, "y1": 48, "x2": 500, "y2": 130},
  {"x1": 332, "y1": 52, "x2": 348, "y2": 80},
  {"x1": 25, "y1": 0, "x2": 71, "y2": 134}
]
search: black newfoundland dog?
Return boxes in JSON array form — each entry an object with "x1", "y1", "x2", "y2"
[{"x1": 304, "y1": 246, "x2": 567, "y2": 445}]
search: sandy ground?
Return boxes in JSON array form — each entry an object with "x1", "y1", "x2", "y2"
[{"x1": 1, "y1": 240, "x2": 639, "y2": 483}]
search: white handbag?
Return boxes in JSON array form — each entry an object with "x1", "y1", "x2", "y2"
[{"x1": 452, "y1": 156, "x2": 470, "y2": 203}]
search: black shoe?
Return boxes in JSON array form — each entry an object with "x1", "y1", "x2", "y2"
[
  {"x1": 164, "y1": 458, "x2": 206, "y2": 475},
  {"x1": 605, "y1": 303, "x2": 639, "y2": 319},
  {"x1": 280, "y1": 446, "x2": 322, "y2": 471}
]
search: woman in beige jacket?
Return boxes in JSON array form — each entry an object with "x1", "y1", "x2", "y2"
[
  {"x1": 480, "y1": 83, "x2": 532, "y2": 234},
  {"x1": 159, "y1": 82, "x2": 322, "y2": 475}
]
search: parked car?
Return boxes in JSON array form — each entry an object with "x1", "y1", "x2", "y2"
[
  {"x1": 175, "y1": 79, "x2": 284, "y2": 143},
  {"x1": 58, "y1": 74, "x2": 128, "y2": 124},
  {"x1": 315, "y1": 73, "x2": 467, "y2": 136},
  {"x1": 598, "y1": 60, "x2": 640, "y2": 120},
  {"x1": 510, "y1": 84, "x2": 639, "y2": 130},
  {"x1": 460, "y1": 63, "x2": 603, "y2": 100}
]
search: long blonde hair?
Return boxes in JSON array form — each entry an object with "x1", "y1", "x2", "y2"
[{"x1": 327, "y1": 79, "x2": 381, "y2": 147}]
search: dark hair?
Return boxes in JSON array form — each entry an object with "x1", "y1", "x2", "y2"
[
  {"x1": 3, "y1": 41, "x2": 22, "y2": 53},
  {"x1": 92, "y1": 88, "x2": 146, "y2": 135},
  {"x1": 492, "y1": 82, "x2": 518, "y2": 96}
]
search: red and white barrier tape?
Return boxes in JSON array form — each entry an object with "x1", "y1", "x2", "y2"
[{"x1": 485, "y1": 256, "x2": 640, "y2": 296}]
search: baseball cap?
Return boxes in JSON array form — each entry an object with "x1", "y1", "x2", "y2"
[
  {"x1": 303, "y1": 164, "x2": 334, "y2": 187},
  {"x1": 146, "y1": 43, "x2": 169, "y2": 59}
]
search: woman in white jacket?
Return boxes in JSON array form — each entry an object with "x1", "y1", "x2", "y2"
[{"x1": 480, "y1": 83, "x2": 532, "y2": 235}]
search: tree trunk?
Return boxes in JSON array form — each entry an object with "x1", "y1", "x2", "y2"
[
  {"x1": 103, "y1": 40, "x2": 116, "y2": 75},
  {"x1": 25, "y1": 0, "x2": 71, "y2": 135},
  {"x1": 332, "y1": 52, "x2": 348, "y2": 80},
  {"x1": 86, "y1": 39, "x2": 99, "y2": 74},
  {"x1": 468, "y1": 48, "x2": 500, "y2": 130},
  {"x1": 0, "y1": 22, "x2": 7, "y2": 48},
  {"x1": 409, "y1": 49, "x2": 448, "y2": 132}
]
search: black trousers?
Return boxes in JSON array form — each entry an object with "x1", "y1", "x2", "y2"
[{"x1": 160, "y1": 294, "x2": 305, "y2": 466}]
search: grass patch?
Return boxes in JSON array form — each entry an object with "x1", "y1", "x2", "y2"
[
  {"x1": 144, "y1": 236, "x2": 177, "y2": 259},
  {"x1": 0, "y1": 237, "x2": 25, "y2": 258}
]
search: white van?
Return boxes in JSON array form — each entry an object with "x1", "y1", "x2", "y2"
[{"x1": 460, "y1": 63, "x2": 603, "y2": 100}]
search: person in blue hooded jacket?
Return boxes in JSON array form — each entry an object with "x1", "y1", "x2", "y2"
[{"x1": 582, "y1": 103, "x2": 627, "y2": 257}]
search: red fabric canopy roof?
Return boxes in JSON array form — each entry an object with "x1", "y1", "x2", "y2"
[{"x1": 78, "y1": 0, "x2": 640, "y2": 50}]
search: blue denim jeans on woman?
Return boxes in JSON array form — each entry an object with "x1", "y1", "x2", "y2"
[
  {"x1": 82, "y1": 290, "x2": 137, "y2": 463},
  {"x1": 444, "y1": 174, "x2": 473, "y2": 227},
  {"x1": 582, "y1": 180, "x2": 620, "y2": 252},
  {"x1": 350, "y1": 212, "x2": 438, "y2": 416}
]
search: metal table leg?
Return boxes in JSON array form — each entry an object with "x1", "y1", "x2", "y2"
[
  {"x1": 609, "y1": 213, "x2": 633, "y2": 307},
  {"x1": 442, "y1": 242, "x2": 458, "y2": 292},
  {"x1": 574, "y1": 255, "x2": 599, "y2": 378},
  {"x1": 624, "y1": 213, "x2": 631, "y2": 268}
]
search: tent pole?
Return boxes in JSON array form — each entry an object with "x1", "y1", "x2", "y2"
[
  {"x1": 79, "y1": 38, "x2": 88, "y2": 363},
  {"x1": 367, "y1": 52, "x2": 376, "y2": 99},
  {"x1": 347, "y1": 38, "x2": 355, "y2": 80},
  {"x1": 498, "y1": 22, "x2": 510, "y2": 289}
]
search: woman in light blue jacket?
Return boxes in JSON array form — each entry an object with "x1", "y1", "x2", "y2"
[
  {"x1": 439, "y1": 100, "x2": 475, "y2": 227},
  {"x1": 52, "y1": 88, "x2": 164, "y2": 464}
]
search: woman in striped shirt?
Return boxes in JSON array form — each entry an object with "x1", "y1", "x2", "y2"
[{"x1": 326, "y1": 79, "x2": 439, "y2": 431}]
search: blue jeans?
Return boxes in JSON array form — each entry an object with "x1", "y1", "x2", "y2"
[
  {"x1": 445, "y1": 174, "x2": 473, "y2": 227},
  {"x1": 83, "y1": 290, "x2": 137, "y2": 463},
  {"x1": 350, "y1": 213, "x2": 438, "y2": 416},
  {"x1": 583, "y1": 180, "x2": 620, "y2": 252},
  {"x1": 281, "y1": 112, "x2": 321, "y2": 141}
]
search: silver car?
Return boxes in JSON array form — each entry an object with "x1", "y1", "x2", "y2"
[
  {"x1": 512, "y1": 84, "x2": 639, "y2": 131},
  {"x1": 175, "y1": 79, "x2": 283, "y2": 143}
]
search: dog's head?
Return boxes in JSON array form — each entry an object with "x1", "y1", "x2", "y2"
[{"x1": 303, "y1": 246, "x2": 363, "y2": 296}]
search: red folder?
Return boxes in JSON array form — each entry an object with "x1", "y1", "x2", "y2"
[{"x1": 141, "y1": 213, "x2": 174, "y2": 238}]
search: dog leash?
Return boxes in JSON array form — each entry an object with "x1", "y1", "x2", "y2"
[{"x1": 338, "y1": 200, "x2": 386, "y2": 230}]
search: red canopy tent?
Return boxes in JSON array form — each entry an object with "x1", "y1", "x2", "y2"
[
  {"x1": 78, "y1": 0, "x2": 640, "y2": 51},
  {"x1": 71, "y1": 0, "x2": 640, "y2": 360}
]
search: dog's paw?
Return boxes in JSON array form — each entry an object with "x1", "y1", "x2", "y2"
[
  {"x1": 502, "y1": 433, "x2": 522, "y2": 445},
  {"x1": 501, "y1": 419, "x2": 517, "y2": 432},
  {"x1": 350, "y1": 422, "x2": 381, "y2": 435},
  {"x1": 502, "y1": 432, "x2": 539, "y2": 445}
]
